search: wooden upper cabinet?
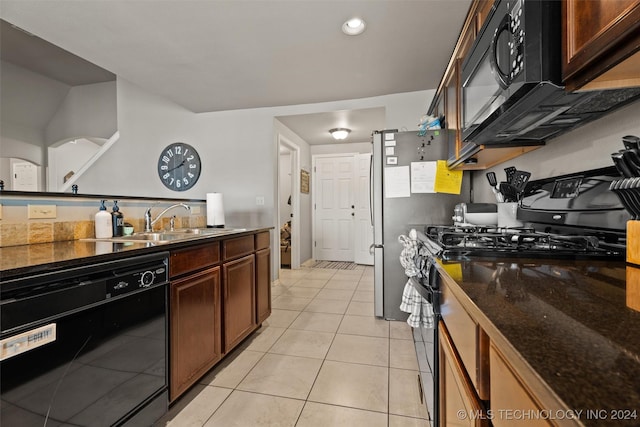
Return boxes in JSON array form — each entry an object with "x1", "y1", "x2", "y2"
[
  {"x1": 563, "y1": 0, "x2": 640, "y2": 91},
  {"x1": 475, "y1": 0, "x2": 494, "y2": 32}
]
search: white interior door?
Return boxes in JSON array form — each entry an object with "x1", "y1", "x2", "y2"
[
  {"x1": 314, "y1": 155, "x2": 355, "y2": 262},
  {"x1": 354, "y1": 153, "x2": 374, "y2": 265},
  {"x1": 11, "y1": 161, "x2": 39, "y2": 191}
]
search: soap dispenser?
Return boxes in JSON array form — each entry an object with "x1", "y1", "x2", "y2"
[
  {"x1": 95, "y1": 200, "x2": 113, "y2": 239},
  {"x1": 111, "y1": 200, "x2": 124, "y2": 237}
]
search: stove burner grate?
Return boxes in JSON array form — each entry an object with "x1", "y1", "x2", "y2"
[{"x1": 424, "y1": 225, "x2": 624, "y2": 259}]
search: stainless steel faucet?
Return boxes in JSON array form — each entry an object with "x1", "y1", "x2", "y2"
[{"x1": 144, "y1": 203, "x2": 191, "y2": 232}]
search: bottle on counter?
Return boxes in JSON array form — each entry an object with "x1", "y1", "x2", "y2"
[
  {"x1": 111, "y1": 200, "x2": 124, "y2": 237},
  {"x1": 95, "y1": 200, "x2": 113, "y2": 239}
]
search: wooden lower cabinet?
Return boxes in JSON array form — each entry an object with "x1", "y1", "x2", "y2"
[
  {"x1": 489, "y1": 344, "x2": 552, "y2": 427},
  {"x1": 170, "y1": 266, "x2": 222, "y2": 401},
  {"x1": 256, "y1": 248, "x2": 271, "y2": 323},
  {"x1": 168, "y1": 230, "x2": 272, "y2": 401},
  {"x1": 439, "y1": 322, "x2": 489, "y2": 427},
  {"x1": 223, "y1": 254, "x2": 257, "y2": 352}
]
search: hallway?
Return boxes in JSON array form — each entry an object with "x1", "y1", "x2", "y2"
[{"x1": 156, "y1": 265, "x2": 428, "y2": 426}]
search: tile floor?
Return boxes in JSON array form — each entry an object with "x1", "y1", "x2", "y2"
[{"x1": 155, "y1": 265, "x2": 429, "y2": 427}]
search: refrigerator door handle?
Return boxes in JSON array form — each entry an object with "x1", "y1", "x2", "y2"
[
  {"x1": 369, "y1": 243, "x2": 383, "y2": 255},
  {"x1": 369, "y1": 152, "x2": 374, "y2": 226}
]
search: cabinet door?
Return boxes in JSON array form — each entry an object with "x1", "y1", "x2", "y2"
[
  {"x1": 439, "y1": 322, "x2": 488, "y2": 427},
  {"x1": 170, "y1": 266, "x2": 222, "y2": 401},
  {"x1": 255, "y1": 248, "x2": 271, "y2": 324},
  {"x1": 563, "y1": 0, "x2": 640, "y2": 90},
  {"x1": 490, "y1": 344, "x2": 552, "y2": 427},
  {"x1": 223, "y1": 254, "x2": 257, "y2": 352},
  {"x1": 441, "y1": 283, "x2": 480, "y2": 393},
  {"x1": 446, "y1": 15, "x2": 476, "y2": 164}
]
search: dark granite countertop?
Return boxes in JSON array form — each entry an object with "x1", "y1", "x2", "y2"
[
  {"x1": 0, "y1": 227, "x2": 272, "y2": 281},
  {"x1": 435, "y1": 256, "x2": 640, "y2": 426}
]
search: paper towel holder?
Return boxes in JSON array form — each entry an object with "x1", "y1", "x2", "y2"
[{"x1": 206, "y1": 192, "x2": 226, "y2": 228}]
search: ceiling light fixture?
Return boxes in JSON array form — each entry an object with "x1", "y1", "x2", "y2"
[
  {"x1": 329, "y1": 128, "x2": 351, "y2": 140},
  {"x1": 342, "y1": 17, "x2": 366, "y2": 36}
]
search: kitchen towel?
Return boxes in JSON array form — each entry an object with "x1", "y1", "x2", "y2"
[
  {"x1": 206, "y1": 192, "x2": 225, "y2": 227},
  {"x1": 400, "y1": 280, "x2": 435, "y2": 329}
]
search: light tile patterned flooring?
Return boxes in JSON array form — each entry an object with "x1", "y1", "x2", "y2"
[{"x1": 155, "y1": 265, "x2": 428, "y2": 427}]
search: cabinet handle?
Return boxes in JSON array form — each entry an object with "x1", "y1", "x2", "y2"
[{"x1": 417, "y1": 373, "x2": 424, "y2": 404}]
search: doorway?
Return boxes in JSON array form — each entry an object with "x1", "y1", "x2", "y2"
[
  {"x1": 277, "y1": 135, "x2": 300, "y2": 269},
  {"x1": 10, "y1": 160, "x2": 40, "y2": 191}
]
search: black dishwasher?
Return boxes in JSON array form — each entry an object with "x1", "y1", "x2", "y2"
[{"x1": 0, "y1": 251, "x2": 169, "y2": 427}]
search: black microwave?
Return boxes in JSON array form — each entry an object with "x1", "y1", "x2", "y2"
[
  {"x1": 460, "y1": 0, "x2": 640, "y2": 148},
  {"x1": 461, "y1": 0, "x2": 563, "y2": 145}
]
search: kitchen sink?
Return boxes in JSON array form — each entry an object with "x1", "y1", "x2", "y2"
[{"x1": 81, "y1": 228, "x2": 248, "y2": 244}]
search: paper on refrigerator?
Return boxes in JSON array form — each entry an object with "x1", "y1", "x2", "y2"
[
  {"x1": 384, "y1": 166, "x2": 410, "y2": 198},
  {"x1": 410, "y1": 161, "x2": 437, "y2": 193}
]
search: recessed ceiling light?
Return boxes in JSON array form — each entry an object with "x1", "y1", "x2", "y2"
[
  {"x1": 342, "y1": 17, "x2": 366, "y2": 36},
  {"x1": 329, "y1": 128, "x2": 351, "y2": 140}
]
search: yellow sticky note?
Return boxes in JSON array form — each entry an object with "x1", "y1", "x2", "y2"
[
  {"x1": 434, "y1": 160, "x2": 463, "y2": 194},
  {"x1": 442, "y1": 262, "x2": 463, "y2": 282}
]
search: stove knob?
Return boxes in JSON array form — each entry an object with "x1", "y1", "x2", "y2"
[{"x1": 140, "y1": 271, "x2": 155, "y2": 287}]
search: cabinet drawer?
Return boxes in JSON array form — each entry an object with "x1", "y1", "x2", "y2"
[
  {"x1": 255, "y1": 231, "x2": 270, "y2": 250},
  {"x1": 223, "y1": 235, "x2": 255, "y2": 260},
  {"x1": 170, "y1": 242, "x2": 221, "y2": 278},
  {"x1": 441, "y1": 283, "x2": 479, "y2": 391}
]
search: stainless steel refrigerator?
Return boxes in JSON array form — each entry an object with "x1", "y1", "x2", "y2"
[{"x1": 371, "y1": 130, "x2": 470, "y2": 320}]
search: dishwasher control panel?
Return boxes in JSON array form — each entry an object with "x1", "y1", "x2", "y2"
[{"x1": 106, "y1": 261, "x2": 168, "y2": 298}]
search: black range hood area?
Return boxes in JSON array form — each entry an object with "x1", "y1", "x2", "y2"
[
  {"x1": 449, "y1": 85, "x2": 640, "y2": 168},
  {"x1": 467, "y1": 84, "x2": 640, "y2": 148}
]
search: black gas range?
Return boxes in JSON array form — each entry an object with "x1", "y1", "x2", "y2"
[{"x1": 423, "y1": 166, "x2": 629, "y2": 261}]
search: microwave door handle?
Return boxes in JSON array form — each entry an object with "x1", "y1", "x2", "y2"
[{"x1": 490, "y1": 12, "x2": 514, "y2": 89}]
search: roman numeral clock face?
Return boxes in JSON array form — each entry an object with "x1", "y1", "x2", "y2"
[{"x1": 157, "y1": 142, "x2": 201, "y2": 191}]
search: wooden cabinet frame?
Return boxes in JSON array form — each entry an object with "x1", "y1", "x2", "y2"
[{"x1": 563, "y1": 0, "x2": 640, "y2": 91}]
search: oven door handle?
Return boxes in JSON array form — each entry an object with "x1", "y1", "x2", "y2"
[{"x1": 490, "y1": 11, "x2": 515, "y2": 89}]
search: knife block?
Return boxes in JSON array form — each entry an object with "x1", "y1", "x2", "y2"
[
  {"x1": 627, "y1": 221, "x2": 640, "y2": 265},
  {"x1": 625, "y1": 266, "x2": 640, "y2": 312}
]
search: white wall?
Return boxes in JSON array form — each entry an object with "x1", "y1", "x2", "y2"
[
  {"x1": 48, "y1": 138, "x2": 101, "y2": 191},
  {"x1": 310, "y1": 142, "x2": 372, "y2": 156},
  {"x1": 45, "y1": 81, "x2": 118, "y2": 145},
  {"x1": 472, "y1": 99, "x2": 640, "y2": 203}
]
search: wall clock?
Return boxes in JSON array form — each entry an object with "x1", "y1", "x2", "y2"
[{"x1": 157, "y1": 142, "x2": 201, "y2": 191}]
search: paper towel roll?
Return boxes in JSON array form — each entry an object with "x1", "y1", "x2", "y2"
[{"x1": 206, "y1": 193, "x2": 225, "y2": 227}]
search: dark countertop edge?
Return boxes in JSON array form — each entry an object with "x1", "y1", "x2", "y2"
[
  {"x1": 0, "y1": 227, "x2": 273, "y2": 280},
  {"x1": 434, "y1": 260, "x2": 585, "y2": 427}
]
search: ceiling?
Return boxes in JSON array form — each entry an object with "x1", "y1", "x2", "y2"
[{"x1": 0, "y1": 0, "x2": 472, "y2": 146}]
